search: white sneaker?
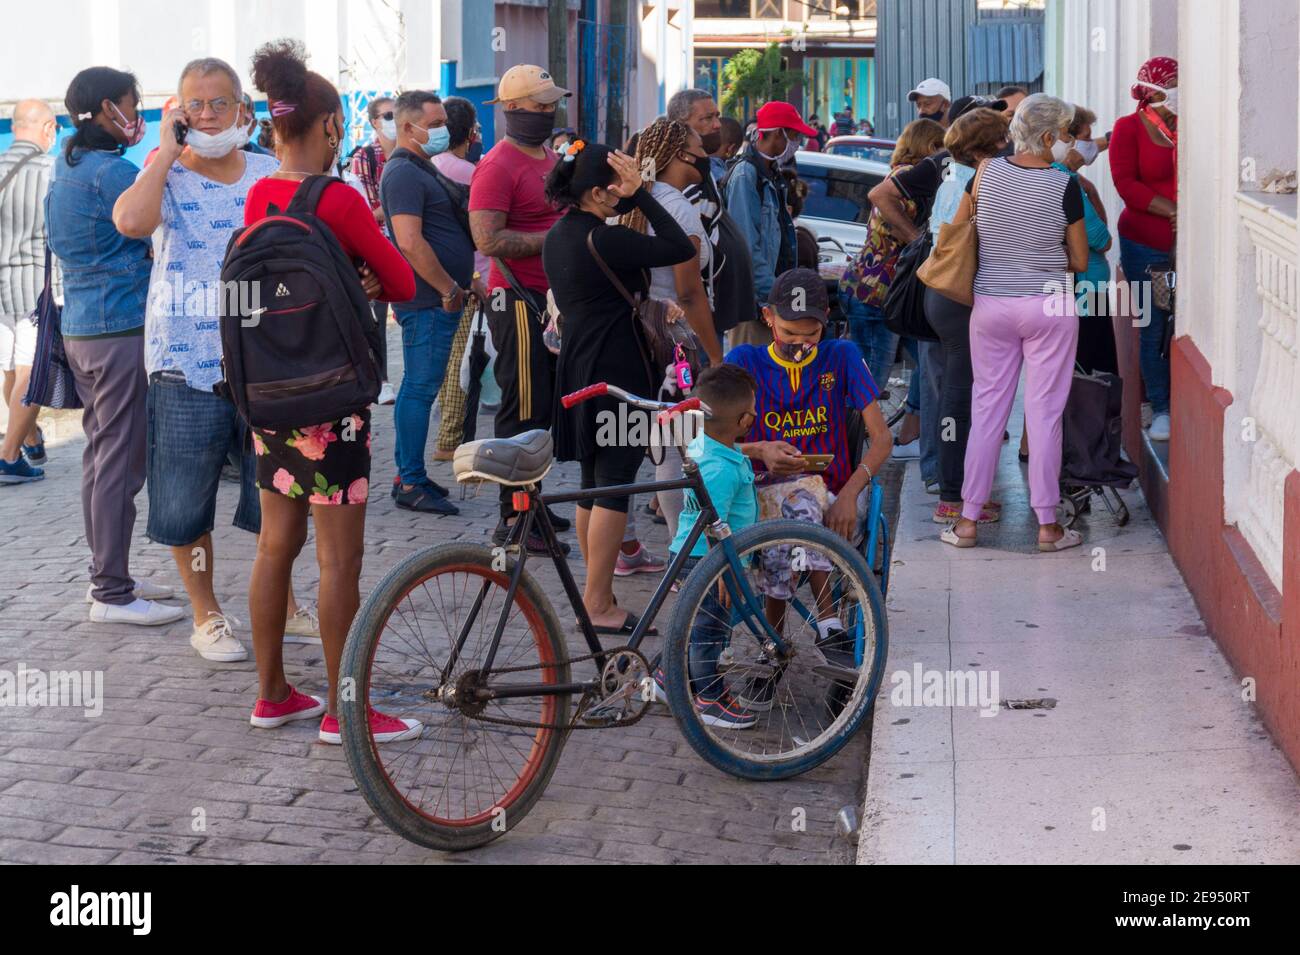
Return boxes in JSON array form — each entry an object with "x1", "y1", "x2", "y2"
[
  {"x1": 88, "y1": 598, "x2": 186, "y2": 627},
  {"x1": 377, "y1": 381, "x2": 397, "y2": 405},
  {"x1": 283, "y1": 604, "x2": 321, "y2": 644},
  {"x1": 1148, "y1": 412, "x2": 1171, "y2": 441},
  {"x1": 190, "y1": 612, "x2": 248, "y2": 662},
  {"x1": 85, "y1": 580, "x2": 177, "y2": 604},
  {"x1": 891, "y1": 440, "x2": 920, "y2": 460}
]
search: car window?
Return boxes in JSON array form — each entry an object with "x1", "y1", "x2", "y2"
[
  {"x1": 827, "y1": 143, "x2": 895, "y2": 165},
  {"x1": 796, "y1": 162, "x2": 883, "y2": 224}
]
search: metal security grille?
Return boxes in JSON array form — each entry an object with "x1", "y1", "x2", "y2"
[{"x1": 577, "y1": 18, "x2": 631, "y2": 147}]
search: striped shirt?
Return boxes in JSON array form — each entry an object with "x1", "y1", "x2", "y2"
[
  {"x1": 0, "y1": 141, "x2": 61, "y2": 317},
  {"x1": 967, "y1": 157, "x2": 1083, "y2": 297}
]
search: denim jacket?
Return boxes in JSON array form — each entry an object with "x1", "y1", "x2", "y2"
[
  {"x1": 45, "y1": 148, "x2": 152, "y2": 336},
  {"x1": 724, "y1": 150, "x2": 795, "y2": 304}
]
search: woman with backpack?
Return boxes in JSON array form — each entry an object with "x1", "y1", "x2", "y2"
[{"x1": 241, "y1": 39, "x2": 418, "y2": 744}]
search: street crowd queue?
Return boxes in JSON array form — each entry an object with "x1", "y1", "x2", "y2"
[{"x1": 0, "y1": 40, "x2": 1177, "y2": 739}]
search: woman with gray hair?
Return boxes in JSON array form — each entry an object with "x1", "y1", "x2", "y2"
[{"x1": 940, "y1": 93, "x2": 1089, "y2": 552}]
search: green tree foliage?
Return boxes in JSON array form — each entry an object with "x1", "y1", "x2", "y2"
[{"x1": 720, "y1": 43, "x2": 799, "y2": 119}]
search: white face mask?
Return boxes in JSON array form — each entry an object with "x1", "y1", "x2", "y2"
[
  {"x1": 380, "y1": 117, "x2": 397, "y2": 141},
  {"x1": 1136, "y1": 81, "x2": 1178, "y2": 116},
  {"x1": 1050, "y1": 137, "x2": 1073, "y2": 162},
  {"x1": 1074, "y1": 138, "x2": 1100, "y2": 164},
  {"x1": 186, "y1": 122, "x2": 249, "y2": 159}
]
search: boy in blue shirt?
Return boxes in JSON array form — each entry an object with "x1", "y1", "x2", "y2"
[{"x1": 653, "y1": 363, "x2": 760, "y2": 729}]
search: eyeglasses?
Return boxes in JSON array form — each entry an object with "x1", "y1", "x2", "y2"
[{"x1": 184, "y1": 98, "x2": 234, "y2": 117}]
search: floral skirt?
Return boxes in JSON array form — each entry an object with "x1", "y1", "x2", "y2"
[{"x1": 253, "y1": 409, "x2": 372, "y2": 506}]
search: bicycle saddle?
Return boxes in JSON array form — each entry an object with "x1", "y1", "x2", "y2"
[{"x1": 453, "y1": 429, "x2": 554, "y2": 485}]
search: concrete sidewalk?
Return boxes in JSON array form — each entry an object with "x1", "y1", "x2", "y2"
[{"x1": 859, "y1": 440, "x2": 1300, "y2": 864}]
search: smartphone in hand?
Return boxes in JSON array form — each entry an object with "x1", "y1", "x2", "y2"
[
  {"x1": 173, "y1": 120, "x2": 188, "y2": 146},
  {"x1": 799, "y1": 454, "x2": 834, "y2": 472}
]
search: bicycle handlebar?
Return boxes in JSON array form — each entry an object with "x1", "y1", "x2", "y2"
[
  {"x1": 561, "y1": 382, "x2": 711, "y2": 418},
  {"x1": 656, "y1": 396, "x2": 702, "y2": 424},
  {"x1": 560, "y1": 383, "x2": 607, "y2": 408}
]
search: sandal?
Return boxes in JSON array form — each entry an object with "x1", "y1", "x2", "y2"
[
  {"x1": 586, "y1": 610, "x2": 658, "y2": 637},
  {"x1": 940, "y1": 524, "x2": 977, "y2": 548},
  {"x1": 1037, "y1": 528, "x2": 1083, "y2": 552},
  {"x1": 933, "y1": 501, "x2": 1001, "y2": 524}
]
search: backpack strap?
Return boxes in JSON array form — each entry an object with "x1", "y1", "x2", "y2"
[{"x1": 285, "y1": 174, "x2": 337, "y2": 216}]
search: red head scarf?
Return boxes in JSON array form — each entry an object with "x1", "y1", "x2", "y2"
[{"x1": 1131, "y1": 57, "x2": 1178, "y2": 107}]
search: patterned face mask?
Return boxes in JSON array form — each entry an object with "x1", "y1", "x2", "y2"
[{"x1": 109, "y1": 102, "x2": 147, "y2": 146}]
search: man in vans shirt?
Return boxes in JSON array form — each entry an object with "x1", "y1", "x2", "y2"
[
  {"x1": 380, "y1": 90, "x2": 470, "y2": 517},
  {"x1": 112, "y1": 58, "x2": 293, "y2": 664},
  {"x1": 468, "y1": 64, "x2": 571, "y2": 552}
]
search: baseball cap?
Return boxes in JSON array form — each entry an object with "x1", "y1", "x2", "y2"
[
  {"x1": 755, "y1": 101, "x2": 816, "y2": 138},
  {"x1": 907, "y1": 78, "x2": 953, "y2": 102},
  {"x1": 948, "y1": 94, "x2": 1008, "y2": 122},
  {"x1": 486, "y1": 65, "x2": 572, "y2": 105},
  {"x1": 769, "y1": 268, "x2": 829, "y2": 324}
]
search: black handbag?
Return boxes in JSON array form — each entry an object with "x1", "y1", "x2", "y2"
[
  {"x1": 882, "y1": 229, "x2": 939, "y2": 342},
  {"x1": 23, "y1": 245, "x2": 83, "y2": 411}
]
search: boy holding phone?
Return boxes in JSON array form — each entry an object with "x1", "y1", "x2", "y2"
[{"x1": 726, "y1": 268, "x2": 893, "y2": 656}]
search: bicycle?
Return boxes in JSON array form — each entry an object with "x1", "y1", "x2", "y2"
[{"x1": 338, "y1": 384, "x2": 889, "y2": 851}]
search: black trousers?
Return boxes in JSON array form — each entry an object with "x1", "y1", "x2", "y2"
[
  {"x1": 924, "y1": 287, "x2": 974, "y2": 505},
  {"x1": 485, "y1": 286, "x2": 556, "y2": 520}
]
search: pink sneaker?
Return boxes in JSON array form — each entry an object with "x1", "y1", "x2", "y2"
[
  {"x1": 249, "y1": 686, "x2": 326, "y2": 729},
  {"x1": 319, "y1": 707, "x2": 423, "y2": 745},
  {"x1": 614, "y1": 543, "x2": 667, "y2": 576}
]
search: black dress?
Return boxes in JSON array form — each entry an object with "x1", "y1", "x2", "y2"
[{"x1": 543, "y1": 189, "x2": 695, "y2": 469}]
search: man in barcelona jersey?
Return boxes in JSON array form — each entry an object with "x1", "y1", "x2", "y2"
[{"x1": 727, "y1": 268, "x2": 893, "y2": 658}]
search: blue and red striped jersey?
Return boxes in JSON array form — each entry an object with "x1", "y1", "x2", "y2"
[{"x1": 725, "y1": 339, "x2": 879, "y2": 494}]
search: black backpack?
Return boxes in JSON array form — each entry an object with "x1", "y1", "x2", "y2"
[{"x1": 217, "y1": 175, "x2": 383, "y2": 429}]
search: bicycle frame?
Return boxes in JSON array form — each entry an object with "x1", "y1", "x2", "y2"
[{"x1": 439, "y1": 392, "x2": 790, "y2": 704}]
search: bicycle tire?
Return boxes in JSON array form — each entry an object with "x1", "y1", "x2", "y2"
[
  {"x1": 661, "y1": 519, "x2": 888, "y2": 781},
  {"x1": 340, "y1": 542, "x2": 571, "y2": 851}
]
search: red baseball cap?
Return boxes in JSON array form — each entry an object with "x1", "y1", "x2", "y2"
[{"x1": 755, "y1": 101, "x2": 816, "y2": 138}]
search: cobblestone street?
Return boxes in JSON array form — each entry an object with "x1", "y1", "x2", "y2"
[{"x1": 0, "y1": 326, "x2": 874, "y2": 864}]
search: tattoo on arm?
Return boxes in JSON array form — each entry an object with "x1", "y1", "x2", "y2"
[{"x1": 470, "y1": 209, "x2": 547, "y2": 259}]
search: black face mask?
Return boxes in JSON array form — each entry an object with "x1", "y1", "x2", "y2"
[
  {"x1": 690, "y1": 153, "x2": 713, "y2": 184},
  {"x1": 467, "y1": 140, "x2": 483, "y2": 163},
  {"x1": 700, "y1": 130, "x2": 722, "y2": 154},
  {"x1": 505, "y1": 109, "x2": 556, "y2": 147},
  {"x1": 920, "y1": 110, "x2": 946, "y2": 123}
]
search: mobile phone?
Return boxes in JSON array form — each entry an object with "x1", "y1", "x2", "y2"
[
  {"x1": 799, "y1": 454, "x2": 833, "y2": 472},
  {"x1": 173, "y1": 120, "x2": 188, "y2": 146}
]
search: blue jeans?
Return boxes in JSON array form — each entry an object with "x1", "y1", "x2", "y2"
[
  {"x1": 840, "y1": 293, "x2": 899, "y2": 397},
  {"x1": 146, "y1": 372, "x2": 260, "y2": 547},
  {"x1": 678, "y1": 556, "x2": 731, "y2": 702},
  {"x1": 916, "y1": 339, "x2": 942, "y2": 486},
  {"x1": 394, "y1": 305, "x2": 463, "y2": 486},
  {"x1": 1118, "y1": 237, "x2": 1172, "y2": 414}
]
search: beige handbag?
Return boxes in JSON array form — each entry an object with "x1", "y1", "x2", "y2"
[{"x1": 917, "y1": 158, "x2": 989, "y2": 307}]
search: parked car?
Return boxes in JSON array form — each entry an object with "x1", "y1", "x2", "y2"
[
  {"x1": 792, "y1": 150, "x2": 891, "y2": 276},
  {"x1": 823, "y1": 135, "x2": 897, "y2": 165}
]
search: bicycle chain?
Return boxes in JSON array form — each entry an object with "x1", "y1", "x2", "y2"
[{"x1": 453, "y1": 646, "x2": 653, "y2": 731}]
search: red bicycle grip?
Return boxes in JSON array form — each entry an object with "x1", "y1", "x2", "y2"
[
  {"x1": 656, "y1": 396, "x2": 700, "y2": 424},
  {"x1": 561, "y1": 382, "x2": 608, "y2": 408}
]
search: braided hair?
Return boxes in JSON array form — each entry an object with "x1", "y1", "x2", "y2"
[{"x1": 620, "y1": 117, "x2": 693, "y2": 234}]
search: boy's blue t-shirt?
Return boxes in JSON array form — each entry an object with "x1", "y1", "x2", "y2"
[
  {"x1": 726, "y1": 338, "x2": 879, "y2": 494},
  {"x1": 669, "y1": 431, "x2": 758, "y2": 558}
]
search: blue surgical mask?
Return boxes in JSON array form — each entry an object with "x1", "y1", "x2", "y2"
[{"x1": 419, "y1": 124, "x2": 450, "y2": 157}]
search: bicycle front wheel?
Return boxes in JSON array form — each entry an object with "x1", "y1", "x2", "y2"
[
  {"x1": 662, "y1": 520, "x2": 887, "y2": 781},
  {"x1": 340, "y1": 543, "x2": 571, "y2": 851}
]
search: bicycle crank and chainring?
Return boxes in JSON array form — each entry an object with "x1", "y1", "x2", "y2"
[{"x1": 577, "y1": 647, "x2": 654, "y2": 727}]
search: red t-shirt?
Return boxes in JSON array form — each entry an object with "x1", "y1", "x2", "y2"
[
  {"x1": 1109, "y1": 111, "x2": 1176, "y2": 253},
  {"x1": 244, "y1": 177, "x2": 416, "y2": 303},
  {"x1": 468, "y1": 141, "x2": 560, "y2": 292}
]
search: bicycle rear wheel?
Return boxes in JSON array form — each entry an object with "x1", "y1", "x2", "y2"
[
  {"x1": 340, "y1": 543, "x2": 571, "y2": 851},
  {"x1": 662, "y1": 520, "x2": 887, "y2": 781}
]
